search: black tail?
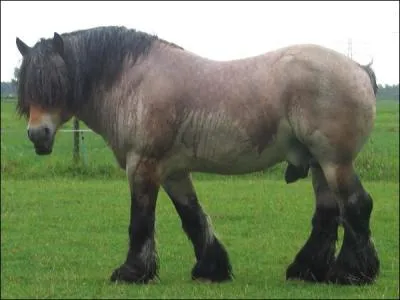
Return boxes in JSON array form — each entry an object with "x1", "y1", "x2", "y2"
[{"x1": 359, "y1": 60, "x2": 378, "y2": 96}]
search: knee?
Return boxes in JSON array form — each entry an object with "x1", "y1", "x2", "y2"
[
  {"x1": 346, "y1": 190, "x2": 373, "y2": 219},
  {"x1": 343, "y1": 191, "x2": 373, "y2": 236}
]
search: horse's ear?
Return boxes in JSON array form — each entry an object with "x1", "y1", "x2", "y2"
[
  {"x1": 16, "y1": 37, "x2": 31, "y2": 56},
  {"x1": 52, "y1": 32, "x2": 64, "y2": 57}
]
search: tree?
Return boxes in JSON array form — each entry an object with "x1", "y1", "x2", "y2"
[
  {"x1": 1, "y1": 82, "x2": 16, "y2": 97},
  {"x1": 11, "y1": 67, "x2": 20, "y2": 89},
  {"x1": 377, "y1": 84, "x2": 399, "y2": 101}
]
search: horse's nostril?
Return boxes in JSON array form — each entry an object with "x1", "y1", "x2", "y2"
[{"x1": 44, "y1": 127, "x2": 50, "y2": 136}]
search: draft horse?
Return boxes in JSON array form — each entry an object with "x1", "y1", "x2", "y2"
[{"x1": 15, "y1": 26, "x2": 379, "y2": 285}]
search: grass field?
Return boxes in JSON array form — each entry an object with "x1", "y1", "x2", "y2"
[{"x1": 1, "y1": 100, "x2": 399, "y2": 299}]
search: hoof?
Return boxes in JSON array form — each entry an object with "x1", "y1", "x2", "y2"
[
  {"x1": 326, "y1": 265, "x2": 375, "y2": 285},
  {"x1": 326, "y1": 260, "x2": 379, "y2": 285},
  {"x1": 286, "y1": 261, "x2": 326, "y2": 283},
  {"x1": 110, "y1": 264, "x2": 155, "y2": 284},
  {"x1": 192, "y1": 260, "x2": 233, "y2": 283},
  {"x1": 193, "y1": 277, "x2": 213, "y2": 284},
  {"x1": 191, "y1": 239, "x2": 233, "y2": 283},
  {"x1": 326, "y1": 239, "x2": 380, "y2": 285}
]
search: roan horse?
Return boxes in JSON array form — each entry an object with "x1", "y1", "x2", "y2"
[{"x1": 15, "y1": 26, "x2": 379, "y2": 285}]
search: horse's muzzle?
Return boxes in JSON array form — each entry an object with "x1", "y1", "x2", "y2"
[
  {"x1": 27, "y1": 126, "x2": 54, "y2": 155},
  {"x1": 34, "y1": 145, "x2": 53, "y2": 155}
]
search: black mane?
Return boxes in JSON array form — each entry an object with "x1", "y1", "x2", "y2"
[{"x1": 17, "y1": 26, "x2": 183, "y2": 116}]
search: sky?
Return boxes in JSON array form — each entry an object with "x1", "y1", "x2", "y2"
[{"x1": 1, "y1": 1, "x2": 399, "y2": 85}]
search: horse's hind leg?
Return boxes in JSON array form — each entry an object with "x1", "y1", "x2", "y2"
[
  {"x1": 323, "y1": 163, "x2": 380, "y2": 285},
  {"x1": 162, "y1": 173, "x2": 233, "y2": 282},
  {"x1": 286, "y1": 163, "x2": 339, "y2": 282}
]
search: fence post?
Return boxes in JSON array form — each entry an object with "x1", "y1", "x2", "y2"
[{"x1": 73, "y1": 117, "x2": 80, "y2": 163}]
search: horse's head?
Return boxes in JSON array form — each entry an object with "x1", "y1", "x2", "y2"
[{"x1": 16, "y1": 33, "x2": 73, "y2": 155}]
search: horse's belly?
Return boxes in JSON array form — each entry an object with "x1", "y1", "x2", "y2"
[
  {"x1": 172, "y1": 117, "x2": 291, "y2": 175},
  {"x1": 191, "y1": 145, "x2": 286, "y2": 175}
]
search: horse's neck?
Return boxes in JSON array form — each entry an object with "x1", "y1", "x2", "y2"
[
  {"x1": 75, "y1": 76, "x2": 138, "y2": 152},
  {"x1": 76, "y1": 98, "x2": 113, "y2": 138},
  {"x1": 73, "y1": 43, "x2": 189, "y2": 150}
]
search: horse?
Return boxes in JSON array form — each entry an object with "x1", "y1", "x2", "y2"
[{"x1": 15, "y1": 26, "x2": 379, "y2": 285}]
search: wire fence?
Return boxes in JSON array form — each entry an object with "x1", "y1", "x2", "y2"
[
  {"x1": 1, "y1": 121, "x2": 115, "y2": 169},
  {"x1": 1, "y1": 128, "x2": 93, "y2": 133}
]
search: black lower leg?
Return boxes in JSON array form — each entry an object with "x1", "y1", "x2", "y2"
[
  {"x1": 110, "y1": 179, "x2": 159, "y2": 284},
  {"x1": 327, "y1": 176, "x2": 380, "y2": 285},
  {"x1": 173, "y1": 197, "x2": 232, "y2": 282},
  {"x1": 286, "y1": 204, "x2": 339, "y2": 282},
  {"x1": 163, "y1": 174, "x2": 232, "y2": 282},
  {"x1": 287, "y1": 165, "x2": 339, "y2": 282}
]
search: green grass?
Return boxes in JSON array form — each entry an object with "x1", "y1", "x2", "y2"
[
  {"x1": 1, "y1": 178, "x2": 399, "y2": 299},
  {"x1": 1, "y1": 99, "x2": 399, "y2": 298}
]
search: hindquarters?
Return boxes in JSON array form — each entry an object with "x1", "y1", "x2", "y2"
[
  {"x1": 284, "y1": 52, "x2": 376, "y2": 169},
  {"x1": 284, "y1": 56, "x2": 379, "y2": 284}
]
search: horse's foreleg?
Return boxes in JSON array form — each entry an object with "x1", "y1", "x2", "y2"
[
  {"x1": 286, "y1": 164, "x2": 339, "y2": 282},
  {"x1": 163, "y1": 173, "x2": 233, "y2": 282},
  {"x1": 110, "y1": 156, "x2": 159, "y2": 284},
  {"x1": 323, "y1": 163, "x2": 380, "y2": 285}
]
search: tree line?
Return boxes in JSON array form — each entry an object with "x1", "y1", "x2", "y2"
[{"x1": 376, "y1": 84, "x2": 399, "y2": 101}]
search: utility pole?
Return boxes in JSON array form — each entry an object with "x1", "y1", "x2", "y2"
[{"x1": 347, "y1": 38, "x2": 353, "y2": 59}]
